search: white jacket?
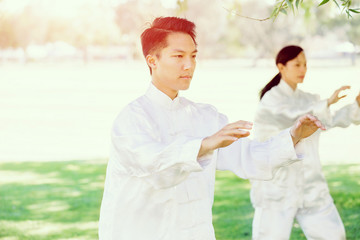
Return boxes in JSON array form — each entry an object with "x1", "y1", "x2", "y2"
[
  {"x1": 99, "y1": 83, "x2": 301, "y2": 239},
  {"x1": 251, "y1": 80, "x2": 360, "y2": 209}
]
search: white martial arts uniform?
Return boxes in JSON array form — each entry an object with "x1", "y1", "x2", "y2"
[
  {"x1": 98, "y1": 83, "x2": 303, "y2": 240},
  {"x1": 251, "y1": 80, "x2": 360, "y2": 240}
]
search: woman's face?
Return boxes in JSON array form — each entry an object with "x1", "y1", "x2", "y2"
[{"x1": 278, "y1": 51, "x2": 307, "y2": 90}]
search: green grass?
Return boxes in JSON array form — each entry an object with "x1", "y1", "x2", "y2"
[
  {"x1": 0, "y1": 160, "x2": 107, "y2": 240},
  {"x1": 213, "y1": 164, "x2": 360, "y2": 240},
  {"x1": 0, "y1": 161, "x2": 359, "y2": 240}
]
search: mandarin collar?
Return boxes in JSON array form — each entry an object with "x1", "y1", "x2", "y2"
[
  {"x1": 278, "y1": 79, "x2": 299, "y2": 97},
  {"x1": 145, "y1": 83, "x2": 181, "y2": 110}
]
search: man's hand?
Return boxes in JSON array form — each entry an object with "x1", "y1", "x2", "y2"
[
  {"x1": 198, "y1": 120, "x2": 253, "y2": 158},
  {"x1": 290, "y1": 114, "x2": 326, "y2": 145},
  {"x1": 327, "y1": 85, "x2": 350, "y2": 106}
]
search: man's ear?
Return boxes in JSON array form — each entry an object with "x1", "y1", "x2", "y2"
[{"x1": 146, "y1": 55, "x2": 157, "y2": 70}]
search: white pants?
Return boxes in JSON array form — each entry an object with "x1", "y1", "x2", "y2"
[{"x1": 252, "y1": 202, "x2": 346, "y2": 240}]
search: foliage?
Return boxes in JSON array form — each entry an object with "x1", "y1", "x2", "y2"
[
  {"x1": 0, "y1": 4, "x2": 121, "y2": 61},
  {"x1": 271, "y1": 0, "x2": 360, "y2": 19},
  {"x1": 0, "y1": 0, "x2": 359, "y2": 61},
  {"x1": 220, "y1": 0, "x2": 360, "y2": 62},
  {"x1": 0, "y1": 13, "x2": 16, "y2": 49},
  {"x1": 0, "y1": 161, "x2": 359, "y2": 239},
  {"x1": 221, "y1": 1, "x2": 309, "y2": 60},
  {"x1": 176, "y1": 0, "x2": 189, "y2": 15}
]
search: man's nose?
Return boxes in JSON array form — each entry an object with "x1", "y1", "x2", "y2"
[{"x1": 183, "y1": 57, "x2": 195, "y2": 70}]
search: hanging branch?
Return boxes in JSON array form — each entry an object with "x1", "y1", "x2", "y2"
[
  {"x1": 222, "y1": 6, "x2": 271, "y2": 21},
  {"x1": 223, "y1": 0, "x2": 359, "y2": 21}
]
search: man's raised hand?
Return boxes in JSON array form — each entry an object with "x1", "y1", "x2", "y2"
[{"x1": 198, "y1": 120, "x2": 253, "y2": 158}]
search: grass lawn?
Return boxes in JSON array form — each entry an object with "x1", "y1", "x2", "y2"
[
  {"x1": 213, "y1": 165, "x2": 360, "y2": 239},
  {"x1": 0, "y1": 161, "x2": 359, "y2": 240}
]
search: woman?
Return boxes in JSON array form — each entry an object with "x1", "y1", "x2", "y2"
[{"x1": 251, "y1": 45, "x2": 360, "y2": 240}]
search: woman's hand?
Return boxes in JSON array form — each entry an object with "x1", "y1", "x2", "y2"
[
  {"x1": 290, "y1": 114, "x2": 326, "y2": 145},
  {"x1": 327, "y1": 86, "x2": 351, "y2": 106}
]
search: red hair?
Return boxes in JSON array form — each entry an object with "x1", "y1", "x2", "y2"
[{"x1": 141, "y1": 17, "x2": 197, "y2": 74}]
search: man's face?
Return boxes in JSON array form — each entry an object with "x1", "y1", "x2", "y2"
[{"x1": 150, "y1": 32, "x2": 197, "y2": 99}]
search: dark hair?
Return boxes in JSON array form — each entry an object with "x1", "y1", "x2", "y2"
[
  {"x1": 141, "y1": 17, "x2": 197, "y2": 74},
  {"x1": 259, "y1": 45, "x2": 304, "y2": 99}
]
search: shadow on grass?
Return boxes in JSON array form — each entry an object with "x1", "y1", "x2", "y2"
[
  {"x1": 0, "y1": 160, "x2": 107, "y2": 240},
  {"x1": 213, "y1": 164, "x2": 360, "y2": 240},
  {"x1": 0, "y1": 161, "x2": 359, "y2": 240},
  {"x1": 323, "y1": 164, "x2": 360, "y2": 240}
]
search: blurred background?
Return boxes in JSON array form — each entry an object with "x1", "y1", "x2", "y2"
[
  {"x1": 1, "y1": 1, "x2": 360, "y2": 239},
  {"x1": 1, "y1": 0, "x2": 360, "y2": 163}
]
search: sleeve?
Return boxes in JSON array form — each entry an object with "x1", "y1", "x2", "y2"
[
  {"x1": 327, "y1": 101, "x2": 360, "y2": 128},
  {"x1": 216, "y1": 128, "x2": 302, "y2": 180},
  {"x1": 109, "y1": 106, "x2": 204, "y2": 189},
  {"x1": 260, "y1": 90, "x2": 360, "y2": 130},
  {"x1": 260, "y1": 92, "x2": 332, "y2": 127},
  {"x1": 254, "y1": 90, "x2": 334, "y2": 144}
]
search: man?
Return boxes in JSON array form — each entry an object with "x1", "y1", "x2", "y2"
[{"x1": 98, "y1": 17, "x2": 325, "y2": 240}]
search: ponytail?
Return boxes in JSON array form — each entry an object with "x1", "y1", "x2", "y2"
[{"x1": 259, "y1": 73, "x2": 281, "y2": 100}]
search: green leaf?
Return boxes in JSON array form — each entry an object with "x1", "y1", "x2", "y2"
[
  {"x1": 340, "y1": 0, "x2": 350, "y2": 7},
  {"x1": 319, "y1": 0, "x2": 330, "y2": 6},
  {"x1": 345, "y1": 10, "x2": 352, "y2": 18},
  {"x1": 285, "y1": 0, "x2": 294, "y2": 12},
  {"x1": 295, "y1": 0, "x2": 301, "y2": 9},
  {"x1": 349, "y1": 8, "x2": 360, "y2": 14},
  {"x1": 280, "y1": 8, "x2": 288, "y2": 15},
  {"x1": 332, "y1": 0, "x2": 340, "y2": 8}
]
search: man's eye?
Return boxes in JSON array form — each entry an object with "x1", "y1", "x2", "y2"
[{"x1": 174, "y1": 55, "x2": 183, "y2": 58}]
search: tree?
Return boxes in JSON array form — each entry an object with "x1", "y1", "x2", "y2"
[
  {"x1": 115, "y1": 0, "x2": 181, "y2": 59},
  {"x1": 0, "y1": 13, "x2": 16, "y2": 49},
  {"x1": 270, "y1": 0, "x2": 360, "y2": 19},
  {"x1": 10, "y1": 5, "x2": 48, "y2": 62},
  {"x1": 221, "y1": 1, "x2": 309, "y2": 62},
  {"x1": 318, "y1": 14, "x2": 360, "y2": 65},
  {"x1": 67, "y1": 4, "x2": 121, "y2": 63},
  {"x1": 219, "y1": 0, "x2": 359, "y2": 21}
]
